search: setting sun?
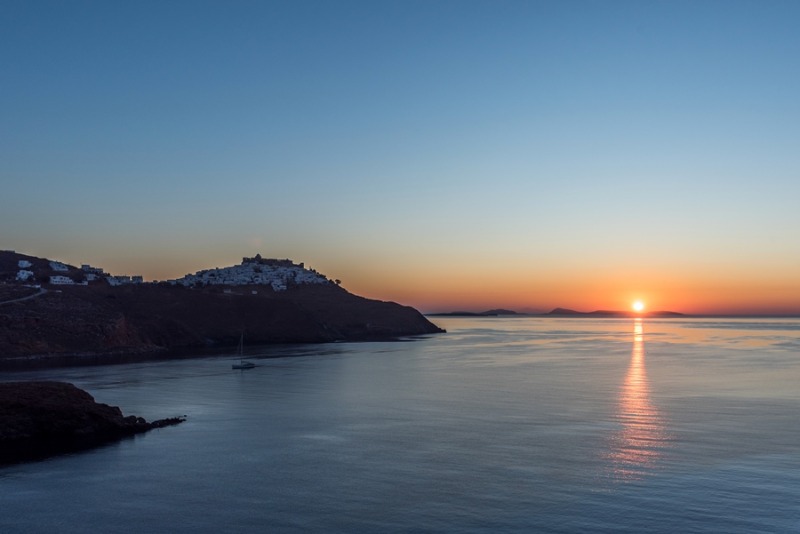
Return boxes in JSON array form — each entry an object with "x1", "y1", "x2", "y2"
[{"x1": 632, "y1": 300, "x2": 645, "y2": 313}]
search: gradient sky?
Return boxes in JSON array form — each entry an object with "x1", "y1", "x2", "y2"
[{"x1": 3, "y1": 0, "x2": 800, "y2": 314}]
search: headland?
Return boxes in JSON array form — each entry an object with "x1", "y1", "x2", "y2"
[
  {"x1": 0, "y1": 381, "x2": 184, "y2": 465},
  {"x1": 0, "y1": 250, "x2": 444, "y2": 369}
]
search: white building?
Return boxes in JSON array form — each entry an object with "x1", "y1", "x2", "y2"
[
  {"x1": 168, "y1": 257, "x2": 330, "y2": 292},
  {"x1": 81, "y1": 264, "x2": 104, "y2": 274},
  {"x1": 16, "y1": 270, "x2": 34, "y2": 281},
  {"x1": 18, "y1": 260, "x2": 32, "y2": 269},
  {"x1": 49, "y1": 261, "x2": 69, "y2": 272},
  {"x1": 49, "y1": 275, "x2": 74, "y2": 285}
]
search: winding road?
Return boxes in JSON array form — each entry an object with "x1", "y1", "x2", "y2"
[{"x1": 0, "y1": 288, "x2": 47, "y2": 306}]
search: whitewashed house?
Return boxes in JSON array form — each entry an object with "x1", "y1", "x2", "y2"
[{"x1": 81, "y1": 264, "x2": 104, "y2": 274}]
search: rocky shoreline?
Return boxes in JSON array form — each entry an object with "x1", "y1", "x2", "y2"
[{"x1": 0, "y1": 381, "x2": 185, "y2": 466}]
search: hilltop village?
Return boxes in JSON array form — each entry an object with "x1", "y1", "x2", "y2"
[
  {"x1": 172, "y1": 255, "x2": 331, "y2": 291},
  {"x1": 6, "y1": 252, "x2": 334, "y2": 292},
  {"x1": 0, "y1": 249, "x2": 444, "y2": 365}
]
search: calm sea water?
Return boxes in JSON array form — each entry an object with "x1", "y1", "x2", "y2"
[{"x1": 2, "y1": 317, "x2": 800, "y2": 533}]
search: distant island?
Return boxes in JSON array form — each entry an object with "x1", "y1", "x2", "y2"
[
  {"x1": 429, "y1": 307, "x2": 685, "y2": 318},
  {"x1": 428, "y1": 309, "x2": 520, "y2": 317},
  {"x1": 0, "y1": 250, "x2": 444, "y2": 368},
  {"x1": 545, "y1": 308, "x2": 685, "y2": 318}
]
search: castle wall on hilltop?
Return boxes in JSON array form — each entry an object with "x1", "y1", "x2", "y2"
[{"x1": 168, "y1": 257, "x2": 329, "y2": 291}]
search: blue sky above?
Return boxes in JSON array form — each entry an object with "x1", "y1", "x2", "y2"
[{"x1": 2, "y1": 0, "x2": 800, "y2": 312}]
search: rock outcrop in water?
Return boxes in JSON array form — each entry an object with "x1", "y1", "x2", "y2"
[
  {"x1": 0, "y1": 381, "x2": 185, "y2": 465},
  {"x1": 0, "y1": 251, "x2": 444, "y2": 367}
]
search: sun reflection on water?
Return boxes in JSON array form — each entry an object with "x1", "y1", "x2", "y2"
[{"x1": 608, "y1": 318, "x2": 669, "y2": 481}]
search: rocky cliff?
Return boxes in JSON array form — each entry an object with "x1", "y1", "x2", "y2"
[{"x1": 0, "y1": 381, "x2": 184, "y2": 465}]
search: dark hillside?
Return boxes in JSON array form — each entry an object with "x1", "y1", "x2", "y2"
[{"x1": 0, "y1": 251, "x2": 444, "y2": 367}]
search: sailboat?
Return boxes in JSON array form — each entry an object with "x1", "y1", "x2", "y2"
[{"x1": 231, "y1": 333, "x2": 255, "y2": 369}]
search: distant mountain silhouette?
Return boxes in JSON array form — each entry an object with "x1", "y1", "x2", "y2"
[
  {"x1": 429, "y1": 307, "x2": 685, "y2": 318},
  {"x1": 429, "y1": 309, "x2": 520, "y2": 317},
  {"x1": 547, "y1": 307, "x2": 583, "y2": 316},
  {"x1": 546, "y1": 308, "x2": 685, "y2": 318}
]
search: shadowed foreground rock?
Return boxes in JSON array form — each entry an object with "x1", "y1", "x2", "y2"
[{"x1": 0, "y1": 381, "x2": 184, "y2": 466}]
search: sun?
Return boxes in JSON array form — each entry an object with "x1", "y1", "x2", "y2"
[{"x1": 632, "y1": 300, "x2": 645, "y2": 313}]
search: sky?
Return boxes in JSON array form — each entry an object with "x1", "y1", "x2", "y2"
[{"x1": 2, "y1": 0, "x2": 800, "y2": 314}]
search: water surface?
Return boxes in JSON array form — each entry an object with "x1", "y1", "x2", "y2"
[{"x1": 2, "y1": 317, "x2": 800, "y2": 532}]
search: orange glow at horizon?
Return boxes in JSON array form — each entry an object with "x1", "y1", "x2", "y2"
[
  {"x1": 340, "y1": 263, "x2": 800, "y2": 315},
  {"x1": 49, "y1": 247, "x2": 800, "y2": 316}
]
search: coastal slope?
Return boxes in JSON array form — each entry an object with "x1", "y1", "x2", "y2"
[{"x1": 0, "y1": 251, "x2": 444, "y2": 366}]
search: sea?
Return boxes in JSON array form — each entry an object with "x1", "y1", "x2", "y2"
[{"x1": 2, "y1": 317, "x2": 800, "y2": 533}]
